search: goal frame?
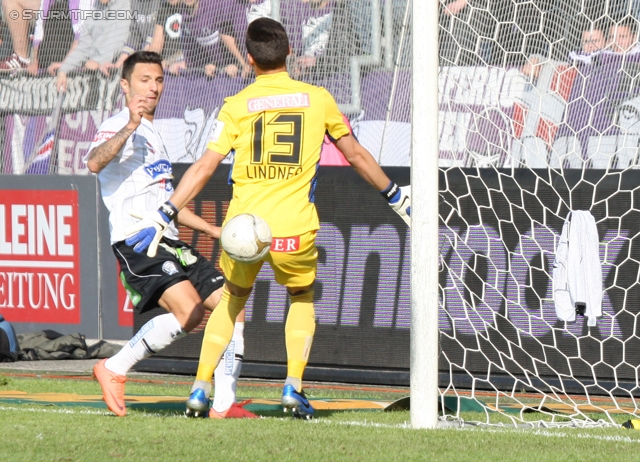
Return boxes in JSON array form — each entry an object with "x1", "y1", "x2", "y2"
[{"x1": 410, "y1": 0, "x2": 440, "y2": 429}]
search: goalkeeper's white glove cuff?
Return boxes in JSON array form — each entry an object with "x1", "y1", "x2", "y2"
[
  {"x1": 124, "y1": 201, "x2": 179, "y2": 257},
  {"x1": 381, "y1": 181, "x2": 411, "y2": 227},
  {"x1": 158, "y1": 200, "x2": 179, "y2": 222}
]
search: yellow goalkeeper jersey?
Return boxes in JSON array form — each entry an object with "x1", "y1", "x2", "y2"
[{"x1": 207, "y1": 71, "x2": 350, "y2": 237}]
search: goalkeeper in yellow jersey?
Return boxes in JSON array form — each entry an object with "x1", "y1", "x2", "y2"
[{"x1": 139, "y1": 17, "x2": 411, "y2": 419}]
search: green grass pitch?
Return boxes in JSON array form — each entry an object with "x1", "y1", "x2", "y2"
[{"x1": 1, "y1": 373, "x2": 640, "y2": 461}]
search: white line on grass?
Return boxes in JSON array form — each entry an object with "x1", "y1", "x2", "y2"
[
  {"x1": 0, "y1": 405, "x2": 175, "y2": 418},
  {"x1": 0, "y1": 405, "x2": 107, "y2": 416},
  {"x1": 312, "y1": 418, "x2": 412, "y2": 429},
  {"x1": 2, "y1": 404, "x2": 640, "y2": 444},
  {"x1": 473, "y1": 427, "x2": 640, "y2": 445},
  {"x1": 313, "y1": 418, "x2": 640, "y2": 444}
]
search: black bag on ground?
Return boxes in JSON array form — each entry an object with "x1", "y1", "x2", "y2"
[
  {"x1": 17, "y1": 330, "x2": 122, "y2": 360},
  {"x1": 0, "y1": 315, "x2": 19, "y2": 362}
]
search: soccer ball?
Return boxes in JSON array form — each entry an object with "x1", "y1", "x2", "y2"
[{"x1": 220, "y1": 213, "x2": 272, "y2": 263}]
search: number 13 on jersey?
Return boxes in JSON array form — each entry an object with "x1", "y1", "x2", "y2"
[{"x1": 251, "y1": 112, "x2": 304, "y2": 166}]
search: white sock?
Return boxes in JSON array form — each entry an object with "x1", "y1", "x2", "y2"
[
  {"x1": 284, "y1": 377, "x2": 302, "y2": 392},
  {"x1": 105, "y1": 313, "x2": 185, "y2": 376},
  {"x1": 191, "y1": 379, "x2": 212, "y2": 396},
  {"x1": 212, "y1": 322, "x2": 244, "y2": 412}
]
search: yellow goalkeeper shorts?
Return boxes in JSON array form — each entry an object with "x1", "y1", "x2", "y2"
[{"x1": 220, "y1": 231, "x2": 318, "y2": 289}]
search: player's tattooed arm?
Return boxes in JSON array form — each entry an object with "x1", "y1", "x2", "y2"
[
  {"x1": 86, "y1": 123, "x2": 137, "y2": 173},
  {"x1": 87, "y1": 95, "x2": 151, "y2": 173}
]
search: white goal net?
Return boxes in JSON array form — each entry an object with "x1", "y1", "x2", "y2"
[
  {"x1": 436, "y1": 0, "x2": 640, "y2": 426},
  {"x1": 3, "y1": 0, "x2": 640, "y2": 427}
]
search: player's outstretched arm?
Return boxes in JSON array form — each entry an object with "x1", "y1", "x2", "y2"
[
  {"x1": 124, "y1": 196, "x2": 222, "y2": 257},
  {"x1": 335, "y1": 134, "x2": 391, "y2": 190},
  {"x1": 176, "y1": 206, "x2": 221, "y2": 240},
  {"x1": 335, "y1": 134, "x2": 411, "y2": 226},
  {"x1": 169, "y1": 148, "x2": 226, "y2": 210},
  {"x1": 123, "y1": 148, "x2": 225, "y2": 257}
]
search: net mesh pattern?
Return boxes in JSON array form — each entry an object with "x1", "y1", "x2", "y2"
[{"x1": 437, "y1": 0, "x2": 640, "y2": 426}]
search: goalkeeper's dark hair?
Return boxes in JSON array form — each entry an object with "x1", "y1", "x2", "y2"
[
  {"x1": 246, "y1": 18, "x2": 289, "y2": 70},
  {"x1": 122, "y1": 51, "x2": 164, "y2": 82}
]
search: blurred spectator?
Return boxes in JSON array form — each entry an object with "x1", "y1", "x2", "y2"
[
  {"x1": 101, "y1": 0, "x2": 162, "y2": 76},
  {"x1": 439, "y1": 0, "x2": 561, "y2": 67},
  {"x1": 56, "y1": 0, "x2": 131, "y2": 91},
  {"x1": 246, "y1": 0, "x2": 271, "y2": 23},
  {"x1": 281, "y1": 0, "x2": 337, "y2": 79},
  {"x1": 521, "y1": 21, "x2": 607, "y2": 80},
  {"x1": 607, "y1": 0, "x2": 640, "y2": 22},
  {"x1": 574, "y1": 26, "x2": 608, "y2": 56},
  {"x1": 0, "y1": 13, "x2": 14, "y2": 58},
  {"x1": 177, "y1": 0, "x2": 250, "y2": 78},
  {"x1": 390, "y1": 0, "x2": 411, "y2": 66},
  {"x1": 608, "y1": 16, "x2": 640, "y2": 54},
  {"x1": 0, "y1": 0, "x2": 39, "y2": 70},
  {"x1": 148, "y1": 0, "x2": 183, "y2": 68},
  {"x1": 294, "y1": 0, "x2": 361, "y2": 81},
  {"x1": 28, "y1": 0, "x2": 93, "y2": 75},
  {"x1": 443, "y1": 0, "x2": 466, "y2": 17},
  {"x1": 348, "y1": 0, "x2": 371, "y2": 55},
  {"x1": 438, "y1": 0, "x2": 491, "y2": 66}
]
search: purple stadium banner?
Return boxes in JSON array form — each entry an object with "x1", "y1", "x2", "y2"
[{"x1": 3, "y1": 61, "x2": 640, "y2": 171}]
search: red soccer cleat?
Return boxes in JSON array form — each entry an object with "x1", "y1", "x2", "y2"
[
  {"x1": 93, "y1": 359, "x2": 127, "y2": 417},
  {"x1": 208, "y1": 400, "x2": 259, "y2": 419}
]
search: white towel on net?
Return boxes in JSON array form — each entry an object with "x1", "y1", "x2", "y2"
[{"x1": 552, "y1": 210, "x2": 603, "y2": 326}]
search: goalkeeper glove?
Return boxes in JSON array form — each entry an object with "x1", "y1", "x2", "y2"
[
  {"x1": 381, "y1": 181, "x2": 411, "y2": 227},
  {"x1": 124, "y1": 201, "x2": 179, "y2": 257}
]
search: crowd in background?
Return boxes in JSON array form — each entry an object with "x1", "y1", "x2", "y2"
[
  {"x1": 439, "y1": 0, "x2": 640, "y2": 67},
  {"x1": 4, "y1": 0, "x2": 640, "y2": 91},
  {"x1": 0, "y1": 0, "x2": 399, "y2": 89}
]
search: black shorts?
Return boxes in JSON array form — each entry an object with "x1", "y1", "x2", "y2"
[{"x1": 113, "y1": 238, "x2": 225, "y2": 313}]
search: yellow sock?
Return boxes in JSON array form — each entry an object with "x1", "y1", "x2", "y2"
[
  {"x1": 195, "y1": 289, "x2": 249, "y2": 383},
  {"x1": 285, "y1": 290, "x2": 315, "y2": 388}
]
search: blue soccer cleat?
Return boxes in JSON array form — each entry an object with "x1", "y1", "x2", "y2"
[
  {"x1": 281, "y1": 384, "x2": 315, "y2": 420},
  {"x1": 185, "y1": 388, "x2": 210, "y2": 418}
]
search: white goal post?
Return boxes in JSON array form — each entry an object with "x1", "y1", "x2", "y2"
[{"x1": 411, "y1": 0, "x2": 441, "y2": 429}]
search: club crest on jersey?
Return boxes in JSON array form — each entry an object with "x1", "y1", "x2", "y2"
[
  {"x1": 144, "y1": 159, "x2": 172, "y2": 178},
  {"x1": 162, "y1": 261, "x2": 179, "y2": 275},
  {"x1": 208, "y1": 120, "x2": 225, "y2": 144},
  {"x1": 159, "y1": 179, "x2": 174, "y2": 192}
]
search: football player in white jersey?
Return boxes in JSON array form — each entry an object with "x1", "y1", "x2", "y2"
[{"x1": 86, "y1": 51, "x2": 255, "y2": 418}]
